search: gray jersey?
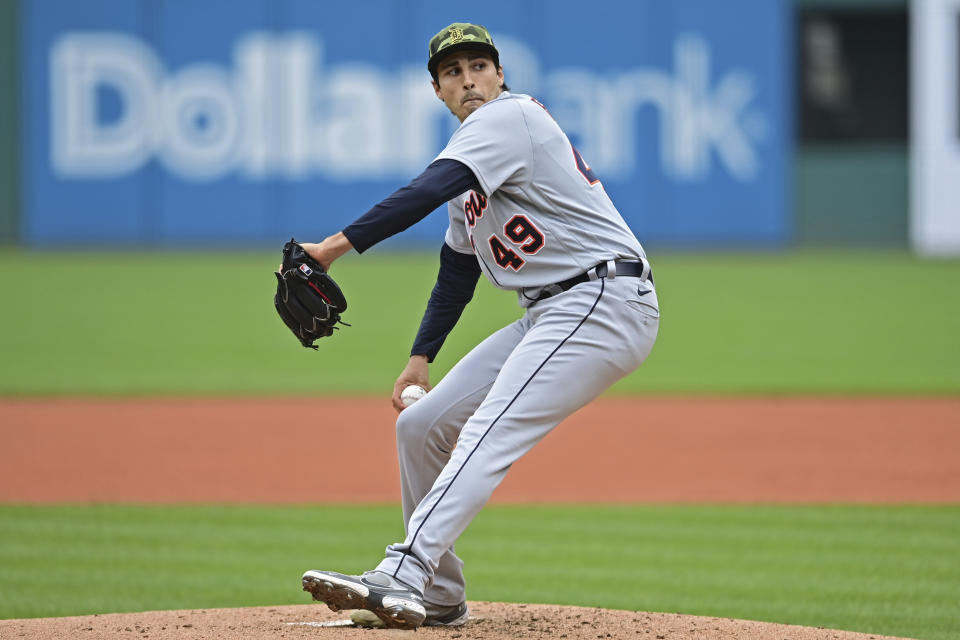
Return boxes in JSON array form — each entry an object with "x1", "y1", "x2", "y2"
[
  {"x1": 303, "y1": 26, "x2": 661, "y2": 621},
  {"x1": 438, "y1": 91, "x2": 646, "y2": 306}
]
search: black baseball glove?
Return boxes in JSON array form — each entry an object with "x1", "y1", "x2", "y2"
[{"x1": 274, "y1": 238, "x2": 348, "y2": 349}]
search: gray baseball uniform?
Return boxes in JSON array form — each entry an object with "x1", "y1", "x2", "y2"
[
  {"x1": 374, "y1": 91, "x2": 660, "y2": 605},
  {"x1": 440, "y1": 93, "x2": 648, "y2": 300}
]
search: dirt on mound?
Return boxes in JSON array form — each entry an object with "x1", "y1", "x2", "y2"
[{"x1": 0, "y1": 603, "x2": 913, "y2": 640}]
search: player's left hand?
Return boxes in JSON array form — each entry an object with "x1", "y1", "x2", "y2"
[
  {"x1": 273, "y1": 238, "x2": 349, "y2": 349},
  {"x1": 298, "y1": 232, "x2": 354, "y2": 272}
]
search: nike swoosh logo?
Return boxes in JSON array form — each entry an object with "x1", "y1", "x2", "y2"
[{"x1": 625, "y1": 287, "x2": 656, "y2": 307}]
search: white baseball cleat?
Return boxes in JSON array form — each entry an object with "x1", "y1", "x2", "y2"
[{"x1": 301, "y1": 569, "x2": 426, "y2": 630}]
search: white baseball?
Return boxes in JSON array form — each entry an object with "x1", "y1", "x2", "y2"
[{"x1": 400, "y1": 384, "x2": 427, "y2": 407}]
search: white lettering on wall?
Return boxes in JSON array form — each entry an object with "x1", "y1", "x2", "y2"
[
  {"x1": 51, "y1": 33, "x2": 161, "y2": 176},
  {"x1": 49, "y1": 31, "x2": 768, "y2": 183}
]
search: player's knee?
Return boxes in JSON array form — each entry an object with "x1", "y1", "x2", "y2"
[
  {"x1": 396, "y1": 399, "x2": 452, "y2": 453},
  {"x1": 395, "y1": 402, "x2": 430, "y2": 449}
]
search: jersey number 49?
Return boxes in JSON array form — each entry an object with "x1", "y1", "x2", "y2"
[{"x1": 489, "y1": 215, "x2": 544, "y2": 271}]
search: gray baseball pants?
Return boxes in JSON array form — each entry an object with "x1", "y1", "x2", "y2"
[{"x1": 374, "y1": 274, "x2": 659, "y2": 605}]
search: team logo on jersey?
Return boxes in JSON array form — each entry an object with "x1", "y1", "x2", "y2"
[{"x1": 463, "y1": 191, "x2": 488, "y2": 227}]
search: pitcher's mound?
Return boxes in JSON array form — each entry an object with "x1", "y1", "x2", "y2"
[{"x1": 0, "y1": 602, "x2": 913, "y2": 640}]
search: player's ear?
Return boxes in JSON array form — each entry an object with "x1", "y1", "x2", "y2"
[
  {"x1": 432, "y1": 80, "x2": 442, "y2": 98},
  {"x1": 497, "y1": 66, "x2": 504, "y2": 88}
]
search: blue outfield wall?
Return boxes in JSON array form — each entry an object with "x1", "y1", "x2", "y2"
[{"x1": 21, "y1": 0, "x2": 792, "y2": 248}]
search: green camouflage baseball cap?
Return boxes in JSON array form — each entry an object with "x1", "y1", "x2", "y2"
[{"x1": 428, "y1": 22, "x2": 500, "y2": 77}]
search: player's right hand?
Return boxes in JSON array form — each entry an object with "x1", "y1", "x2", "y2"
[{"x1": 392, "y1": 355, "x2": 431, "y2": 413}]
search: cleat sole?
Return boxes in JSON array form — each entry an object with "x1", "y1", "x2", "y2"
[{"x1": 301, "y1": 573, "x2": 425, "y2": 630}]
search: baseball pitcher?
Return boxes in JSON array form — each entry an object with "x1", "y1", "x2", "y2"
[{"x1": 295, "y1": 22, "x2": 660, "y2": 629}]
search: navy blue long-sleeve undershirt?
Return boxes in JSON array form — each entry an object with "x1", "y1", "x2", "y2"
[
  {"x1": 411, "y1": 242, "x2": 482, "y2": 361},
  {"x1": 342, "y1": 159, "x2": 480, "y2": 253},
  {"x1": 341, "y1": 159, "x2": 483, "y2": 362}
]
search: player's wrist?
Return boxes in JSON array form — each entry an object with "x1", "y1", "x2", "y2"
[
  {"x1": 324, "y1": 232, "x2": 354, "y2": 259},
  {"x1": 303, "y1": 233, "x2": 353, "y2": 270}
]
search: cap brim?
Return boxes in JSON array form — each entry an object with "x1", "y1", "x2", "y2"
[{"x1": 428, "y1": 42, "x2": 499, "y2": 76}]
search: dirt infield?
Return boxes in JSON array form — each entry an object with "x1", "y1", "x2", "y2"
[
  {"x1": 1, "y1": 396, "x2": 958, "y2": 503},
  {"x1": 0, "y1": 603, "x2": 916, "y2": 640}
]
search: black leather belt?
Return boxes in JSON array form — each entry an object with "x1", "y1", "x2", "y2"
[{"x1": 533, "y1": 259, "x2": 653, "y2": 302}]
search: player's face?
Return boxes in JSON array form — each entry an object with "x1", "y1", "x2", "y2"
[{"x1": 433, "y1": 52, "x2": 504, "y2": 122}]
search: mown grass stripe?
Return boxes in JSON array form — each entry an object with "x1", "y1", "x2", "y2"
[{"x1": 1, "y1": 250, "x2": 957, "y2": 394}]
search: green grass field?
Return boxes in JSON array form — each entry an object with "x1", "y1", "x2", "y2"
[
  {"x1": 0, "y1": 249, "x2": 958, "y2": 395},
  {"x1": 1, "y1": 504, "x2": 958, "y2": 639}
]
